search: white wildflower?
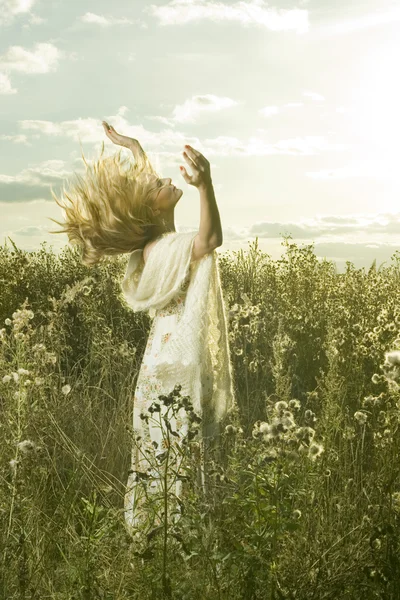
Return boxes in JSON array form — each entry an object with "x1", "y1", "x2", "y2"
[
  {"x1": 17, "y1": 439, "x2": 36, "y2": 454},
  {"x1": 308, "y1": 442, "x2": 324, "y2": 461},
  {"x1": 12, "y1": 372, "x2": 19, "y2": 382},
  {"x1": 354, "y1": 411, "x2": 368, "y2": 425},
  {"x1": 4, "y1": 318, "x2": 11, "y2": 326},
  {"x1": 17, "y1": 368, "x2": 30, "y2": 376},
  {"x1": 274, "y1": 401, "x2": 288, "y2": 413},
  {"x1": 61, "y1": 384, "x2": 71, "y2": 396},
  {"x1": 2, "y1": 375, "x2": 11, "y2": 383}
]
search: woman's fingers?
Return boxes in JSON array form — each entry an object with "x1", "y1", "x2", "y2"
[
  {"x1": 183, "y1": 151, "x2": 198, "y2": 170},
  {"x1": 185, "y1": 145, "x2": 208, "y2": 165},
  {"x1": 180, "y1": 166, "x2": 190, "y2": 181}
]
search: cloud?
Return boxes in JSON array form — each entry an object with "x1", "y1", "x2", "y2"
[
  {"x1": 316, "y1": 5, "x2": 400, "y2": 37},
  {"x1": 0, "y1": 72, "x2": 17, "y2": 94},
  {"x1": 305, "y1": 160, "x2": 397, "y2": 181},
  {"x1": 79, "y1": 12, "x2": 140, "y2": 27},
  {"x1": 145, "y1": 0, "x2": 309, "y2": 33},
  {"x1": 0, "y1": 133, "x2": 30, "y2": 144},
  {"x1": 17, "y1": 104, "x2": 347, "y2": 164},
  {"x1": 0, "y1": 0, "x2": 37, "y2": 26},
  {"x1": 0, "y1": 42, "x2": 62, "y2": 74},
  {"x1": 13, "y1": 224, "x2": 51, "y2": 236},
  {"x1": 220, "y1": 213, "x2": 400, "y2": 244},
  {"x1": 259, "y1": 106, "x2": 280, "y2": 118},
  {"x1": 170, "y1": 94, "x2": 240, "y2": 124},
  {"x1": 303, "y1": 91, "x2": 325, "y2": 102},
  {"x1": 0, "y1": 159, "x2": 74, "y2": 203}
]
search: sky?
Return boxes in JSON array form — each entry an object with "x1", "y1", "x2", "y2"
[{"x1": 1, "y1": 0, "x2": 400, "y2": 273}]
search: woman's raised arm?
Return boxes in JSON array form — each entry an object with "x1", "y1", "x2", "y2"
[{"x1": 101, "y1": 121, "x2": 149, "y2": 168}]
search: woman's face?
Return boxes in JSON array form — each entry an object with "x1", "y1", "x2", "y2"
[{"x1": 150, "y1": 176, "x2": 183, "y2": 215}]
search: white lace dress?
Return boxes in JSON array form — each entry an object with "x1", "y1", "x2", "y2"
[{"x1": 124, "y1": 262, "x2": 218, "y2": 533}]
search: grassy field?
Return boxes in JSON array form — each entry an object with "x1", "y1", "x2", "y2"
[{"x1": 1, "y1": 236, "x2": 400, "y2": 599}]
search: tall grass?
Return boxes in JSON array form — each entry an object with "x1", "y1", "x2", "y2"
[{"x1": 0, "y1": 235, "x2": 400, "y2": 599}]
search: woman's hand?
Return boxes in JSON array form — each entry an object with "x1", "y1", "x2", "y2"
[
  {"x1": 180, "y1": 145, "x2": 212, "y2": 189},
  {"x1": 101, "y1": 121, "x2": 136, "y2": 149}
]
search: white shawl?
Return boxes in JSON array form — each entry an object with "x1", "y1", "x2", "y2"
[{"x1": 121, "y1": 230, "x2": 236, "y2": 423}]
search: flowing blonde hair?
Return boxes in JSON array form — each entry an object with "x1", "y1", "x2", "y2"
[{"x1": 49, "y1": 142, "x2": 162, "y2": 266}]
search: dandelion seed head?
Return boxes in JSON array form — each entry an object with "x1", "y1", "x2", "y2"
[
  {"x1": 274, "y1": 400, "x2": 288, "y2": 413},
  {"x1": 289, "y1": 399, "x2": 301, "y2": 410},
  {"x1": 308, "y1": 442, "x2": 324, "y2": 461},
  {"x1": 224, "y1": 424, "x2": 237, "y2": 435},
  {"x1": 17, "y1": 368, "x2": 30, "y2": 376},
  {"x1": 354, "y1": 411, "x2": 368, "y2": 425},
  {"x1": 17, "y1": 439, "x2": 36, "y2": 454},
  {"x1": 385, "y1": 350, "x2": 400, "y2": 366}
]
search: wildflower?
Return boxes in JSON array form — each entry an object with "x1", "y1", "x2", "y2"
[
  {"x1": 252, "y1": 421, "x2": 262, "y2": 439},
  {"x1": 225, "y1": 424, "x2": 237, "y2": 435},
  {"x1": 34, "y1": 377, "x2": 44, "y2": 386},
  {"x1": 308, "y1": 442, "x2": 324, "y2": 461},
  {"x1": 391, "y1": 492, "x2": 400, "y2": 514},
  {"x1": 289, "y1": 399, "x2": 301, "y2": 410},
  {"x1": 274, "y1": 401, "x2": 288, "y2": 413},
  {"x1": 304, "y1": 409, "x2": 315, "y2": 420},
  {"x1": 4, "y1": 318, "x2": 11, "y2": 326},
  {"x1": 354, "y1": 411, "x2": 368, "y2": 425},
  {"x1": 2, "y1": 375, "x2": 11, "y2": 383},
  {"x1": 12, "y1": 372, "x2": 19, "y2": 382},
  {"x1": 259, "y1": 422, "x2": 269, "y2": 434},
  {"x1": 17, "y1": 439, "x2": 36, "y2": 454},
  {"x1": 33, "y1": 343, "x2": 46, "y2": 352},
  {"x1": 18, "y1": 368, "x2": 30, "y2": 376},
  {"x1": 24, "y1": 379, "x2": 32, "y2": 387},
  {"x1": 385, "y1": 350, "x2": 400, "y2": 366},
  {"x1": 15, "y1": 333, "x2": 25, "y2": 340},
  {"x1": 61, "y1": 384, "x2": 71, "y2": 396}
]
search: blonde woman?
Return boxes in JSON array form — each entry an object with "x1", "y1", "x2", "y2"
[{"x1": 51, "y1": 121, "x2": 236, "y2": 535}]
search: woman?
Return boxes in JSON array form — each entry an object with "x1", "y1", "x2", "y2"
[{"x1": 50, "y1": 121, "x2": 236, "y2": 535}]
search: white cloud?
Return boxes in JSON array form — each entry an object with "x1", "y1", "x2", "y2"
[
  {"x1": 316, "y1": 5, "x2": 400, "y2": 37},
  {"x1": 80, "y1": 12, "x2": 139, "y2": 26},
  {"x1": 145, "y1": 0, "x2": 309, "y2": 33},
  {"x1": 171, "y1": 94, "x2": 240, "y2": 123},
  {"x1": 0, "y1": 133, "x2": 30, "y2": 145},
  {"x1": 0, "y1": 159, "x2": 72, "y2": 186},
  {"x1": 0, "y1": 72, "x2": 17, "y2": 94},
  {"x1": 259, "y1": 106, "x2": 280, "y2": 118},
  {"x1": 0, "y1": 42, "x2": 62, "y2": 74},
  {"x1": 0, "y1": 0, "x2": 37, "y2": 25},
  {"x1": 303, "y1": 91, "x2": 325, "y2": 102},
  {"x1": 305, "y1": 160, "x2": 397, "y2": 181},
  {"x1": 18, "y1": 105, "x2": 348, "y2": 161}
]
